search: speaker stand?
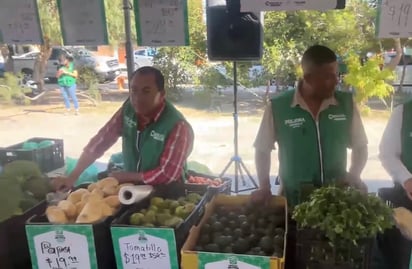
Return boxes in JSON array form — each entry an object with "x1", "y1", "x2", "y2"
[{"x1": 219, "y1": 61, "x2": 259, "y2": 194}]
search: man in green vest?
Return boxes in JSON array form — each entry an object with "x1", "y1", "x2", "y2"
[
  {"x1": 252, "y1": 45, "x2": 368, "y2": 208},
  {"x1": 52, "y1": 66, "x2": 194, "y2": 190}
]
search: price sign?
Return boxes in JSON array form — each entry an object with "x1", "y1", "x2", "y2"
[
  {"x1": 198, "y1": 253, "x2": 270, "y2": 269},
  {"x1": 0, "y1": 0, "x2": 43, "y2": 44},
  {"x1": 111, "y1": 227, "x2": 179, "y2": 269},
  {"x1": 57, "y1": 0, "x2": 109, "y2": 45},
  {"x1": 26, "y1": 225, "x2": 98, "y2": 269},
  {"x1": 134, "y1": 0, "x2": 189, "y2": 46},
  {"x1": 376, "y1": 0, "x2": 412, "y2": 38}
]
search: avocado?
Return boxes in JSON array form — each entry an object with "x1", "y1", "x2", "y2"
[
  {"x1": 240, "y1": 221, "x2": 250, "y2": 236},
  {"x1": 273, "y1": 235, "x2": 284, "y2": 246},
  {"x1": 233, "y1": 228, "x2": 242, "y2": 239},
  {"x1": 228, "y1": 220, "x2": 237, "y2": 229},
  {"x1": 204, "y1": 243, "x2": 220, "y2": 253},
  {"x1": 211, "y1": 221, "x2": 224, "y2": 232},
  {"x1": 201, "y1": 223, "x2": 211, "y2": 233},
  {"x1": 274, "y1": 227, "x2": 285, "y2": 235},
  {"x1": 228, "y1": 211, "x2": 237, "y2": 220},
  {"x1": 223, "y1": 227, "x2": 232, "y2": 235},
  {"x1": 215, "y1": 235, "x2": 231, "y2": 248},
  {"x1": 256, "y1": 218, "x2": 266, "y2": 228},
  {"x1": 219, "y1": 216, "x2": 228, "y2": 225},
  {"x1": 199, "y1": 234, "x2": 210, "y2": 245},
  {"x1": 232, "y1": 238, "x2": 250, "y2": 254},
  {"x1": 238, "y1": 214, "x2": 247, "y2": 223},
  {"x1": 248, "y1": 233, "x2": 259, "y2": 246},
  {"x1": 223, "y1": 245, "x2": 233, "y2": 253},
  {"x1": 208, "y1": 214, "x2": 218, "y2": 225},
  {"x1": 259, "y1": 236, "x2": 274, "y2": 254}
]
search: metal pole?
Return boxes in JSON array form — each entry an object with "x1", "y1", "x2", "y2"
[
  {"x1": 233, "y1": 61, "x2": 239, "y2": 157},
  {"x1": 123, "y1": 0, "x2": 135, "y2": 83}
]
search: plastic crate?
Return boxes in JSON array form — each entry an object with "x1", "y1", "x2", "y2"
[
  {"x1": 181, "y1": 194, "x2": 288, "y2": 269},
  {"x1": 377, "y1": 186, "x2": 412, "y2": 269},
  {"x1": 185, "y1": 170, "x2": 232, "y2": 200},
  {"x1": 111, "y1": 183, "x2": 208, "y2": 267},
  {"x1": 0, "y1": 137, "x2": 64, "y2": 173},
  {"x1": 295, "y1": 229, "x2": 373, "y2": 269},
  {"x1": 0, "y1": 200, "x2": 47, "y2": 269}
]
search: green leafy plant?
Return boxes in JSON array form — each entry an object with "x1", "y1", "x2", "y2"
[
  {"x1": 76, "y1": 66, "x2": 101, "y2": 102},
  {"x1": 293, "y1": 186, "x2": 393, "y2": 246},
  {"x1": 344, "y1": 53, "x2": 395, "y2": 106},
  {"x1": 0, "y1": 72, "x2": 31, "y2": 105}
]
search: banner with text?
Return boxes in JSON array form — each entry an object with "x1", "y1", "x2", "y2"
[
  {"x1": 376, "y1": 0, "x2": 412, "y2": 38},
  {"x1": 57, "y1": 0, "x2": 109, "y2": 45}
]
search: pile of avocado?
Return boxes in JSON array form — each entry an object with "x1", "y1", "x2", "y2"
[
  {"x1": 129, "y1": 193, "x2": 202, "y2": 228},
  {"x1": 195, "y1": 204, "x2": 285, "y2": 257}
]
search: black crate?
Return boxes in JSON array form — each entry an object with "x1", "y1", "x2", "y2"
[
  {"x1": 111, "y1": 184, "x2": 208, "y2": 264},
  {"x1": 0, "y1": 137, "x2": 64, "y2": 173},
  {"x1": 377, "y1": 186, "x2": 412, "y2": 269},
  {"x1": 26, "y1": 204, "x2": 130, "y2": 269},
  {"x1": 185, "y1": 170, "x2": 232, "y2": 200},
  {"x1": 296, "y1": 229, "x2": 373, "y2": 269},
  {"x1": 0, "y1": 200, "x2": 47, "y2": 269}
]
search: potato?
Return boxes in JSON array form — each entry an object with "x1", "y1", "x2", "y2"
[
  {"x1": 57, "y1": 200, "x2": 77, "y2": 219},
  {"x1": 46, "y1": 206, "x2": 68, "y2": 224},
  {"x1": 67, "y1": 188, "x2": 89, "y2": 204},
  {"x1": 101, "y1": 202, "x2": 115, "y2": 217},
  {"x1": 103, "y1": 195, "x2": 120, "y2": 208}
]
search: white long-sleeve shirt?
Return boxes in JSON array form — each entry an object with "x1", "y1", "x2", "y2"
[{"x1": 379, "y1": 105, "x2": 411, "y2": 186}]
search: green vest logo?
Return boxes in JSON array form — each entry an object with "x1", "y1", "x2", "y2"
[
  {"x1": 124, "y1": 115, "x2": 137, "y2": 128},
  {"x1": 150, "y1": 130, "x2": 165, "y2": 142},
  {"x1": 227, "y1": 256, "x2": 239, "y2": 269},
  {"x1": 54, "y1": 229, "x2": 65, "y2": 243},
  {"x1": 328, "y1": 114, "x2": 347, "y2": 121},
  {"x1": 284, "y1": 118, "x2": 305, "y2": 128},
  {"x1": 137, "y1": 231, "x2": 148, "y2": 244}
]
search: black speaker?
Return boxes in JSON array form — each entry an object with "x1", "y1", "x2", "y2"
[{"x1": 206, "y1": 0, "x2": 263, "y2": 61}]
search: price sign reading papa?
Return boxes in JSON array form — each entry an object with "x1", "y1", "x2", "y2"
[
  {"x1": 111, "y1": 227, "x2": 179, "y2": 269},
  {"x1": 376, "y1": 0, "x2": 412, "y2": 38},
  {"x1": 26, "y1": 225, "x2": 98, "y2": 269}
]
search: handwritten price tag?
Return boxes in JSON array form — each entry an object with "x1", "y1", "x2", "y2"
[
  {"x1": 26, "y1": 225, "x2": 98, "y2": 269},
  {"x1": 377, "y1": 0, "x2": 412, "y2": 38},
  {"x1": 134, "y1": 0, "x2": 189, "y2": 46},
  {"x1": 112, "y1": 227, "x2": 179, "y2": 269}
]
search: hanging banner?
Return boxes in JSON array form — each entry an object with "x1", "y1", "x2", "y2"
[
  {"x1": 0, "y1": 0, "x2": 43, "y2": 44},
  {"x1": 240, "y1": 0, "x2": 345, "y2": 12},
  {"x1": 134, "y1": 0, "x2": 190, "y2": 46},
  {"x1": 57, "y1": 0, "x2": 109, "y2": 45},
  {"x1": 376, "y1": 0, "x2": 412, "y2": 38}
]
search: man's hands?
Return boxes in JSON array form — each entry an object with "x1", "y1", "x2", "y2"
[
  {"x1": 51, "y1": 176, "x2": 76, "y2": 192},
  {"x1": 251, "y1": 188, "x2": 272, "y2": 206},
  {"x1": 404, "y1": 178, "x2": 412, "y2": 200},
  {"x1": 341, "y1": 172, "x2": 368, "y2": 194}
]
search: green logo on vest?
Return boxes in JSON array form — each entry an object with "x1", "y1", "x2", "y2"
[
  {"x1": 150, "y1": 130, "x2": 165, "y2": 142},
  {"x1": 328, "y1": 114, "x2": 347, "y2": 121},
  {"x1": 284, "y1": 118, "x2": 305, "y2": 128},
  {"x1": 124, "y1": 115, "x2": 137, "y2": 128}
]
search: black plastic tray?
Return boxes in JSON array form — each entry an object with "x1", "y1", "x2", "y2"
[
  {"x1": 377, "y1": 186, "x2": 412, "y2": 269},
  {"x1": 0, "y1": 137, "x2": 64, "y2": 173},
  {"x1": 0, "y1": 200, "x2": 47, "y2": 269}
]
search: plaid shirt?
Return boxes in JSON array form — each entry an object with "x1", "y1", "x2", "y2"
[{"x1": 83, "y1": 101, "x2": 193, "y2": 185}]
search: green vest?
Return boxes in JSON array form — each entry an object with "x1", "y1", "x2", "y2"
[
  {"x1": 122, "y1": 99, "x2": 192, "y2": 181},
  {"x1": 401, "y1": 100, "x2": 412, "y2": 173},
  {"x1": 272, "y1": 90, "x2": 353, "y2": 206},
  {"x1": 57, "y1": 63, "x2": 76, "y2": 87}
]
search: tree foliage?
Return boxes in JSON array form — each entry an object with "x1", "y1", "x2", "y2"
[{"x1": 344, "y1": 53, "x2": 394, "y2": 105}]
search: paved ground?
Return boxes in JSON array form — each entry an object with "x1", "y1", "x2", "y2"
[{"x1": 0, "y1": 86, "x2": 397, "y2": 194}]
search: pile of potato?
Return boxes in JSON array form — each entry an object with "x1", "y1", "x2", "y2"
[{"x1": 46, "y1": 177, "x2": 128, "y2": 224}]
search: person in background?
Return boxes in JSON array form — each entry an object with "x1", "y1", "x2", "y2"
[
  {"x1": 52, "y1": 66, "x2": 194, "y2": 191},
  {"x1": 57, "y1": 54, "x2": 79, "y2": 115}
]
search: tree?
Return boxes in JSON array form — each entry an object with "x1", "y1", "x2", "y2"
[{"x1": 344, "y1": 53, "x2": 394, "y2": 108}]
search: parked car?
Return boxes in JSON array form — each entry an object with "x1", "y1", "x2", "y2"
[
  {"x1": 12, "y1": 47, "x2": 121, "y2": 83},
  {"x1": 133, "y1": 48, "x2": 156, "y2": 69},
  {"x1": 384, "y1": 50, "x2": 412, "y2": 87}
]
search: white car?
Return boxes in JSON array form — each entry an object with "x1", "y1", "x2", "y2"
[{"x1": 133, "y1": 48, "x2": 156, "y2": 69}]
